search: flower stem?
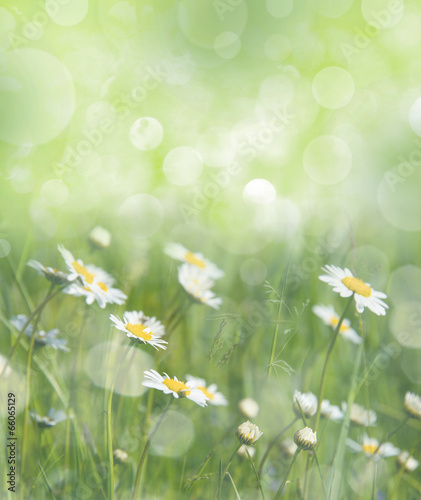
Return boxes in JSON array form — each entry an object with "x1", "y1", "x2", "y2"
[
  {"x1": 246, "y1": 448, "x2": 265, "y2": 500},
  {"x1": 274, "y1": 448, "x2": 301, "y2": 500},
  {"x1": 214, "y1": 443, "x2": 242, "y2": 500},
  {"x1": 258, "y1": 416, "x2": 299, "y2": 477},
  {"x1": 132, "y1": 397, "x2": 173, "y2": 500}
]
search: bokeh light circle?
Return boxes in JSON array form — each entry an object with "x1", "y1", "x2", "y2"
[
  {"x1": 377, "y1": 168, "x2": 421, "y2": 231},
  {"x1": 46, "y1": 0, "x2": 89, "y2": 27},
  {"x1": 388, "y1": 265, "x2": 421, "y2": 305},
  {"x1": 150, "y1": 410, "x2": 194, "y2": 457},
  {"x1": 310, "y1": 0, "x2": 354, "y2": 18},
  {"x1": 258, "y1": 74, "x2": 295, "y2": 112},
  {"x1": 266, "y1": 0, "x2": 294, "y2": 18},
  {"x1": 408, "y1": 98, "x2": 421, "y2": 136},
  {"x1": 0, "y1": 49, "x2": 75, "y2": 145},
  {"x1": 243, "y1": 179, "x2": 276, "y2": 205},
  {"x1": 390, "y1": 301, "x2": 421, "y2": 349},
  {"x1": 86, "y1": 101, "x2": 116, "y2": 129},
  {"x1": 361, "y1": 0, "x2": 404, "y2": 29},
  {"x1": 264, "y1": 35, "x2": 291, "y2": 62},
  {"x1": 240, "y1": 259, "x2": 267, "y2": 286},
  {"x1": 197, "y1": 127, "x2": 237, "y2": 168},
  {"x1": 402, "y1": 350, "x2": 421, "y2": 383},
  {"x1": 40, "y1": 180, "x2": 69, "y2": 207},
  {"x1": 312, "y1": 67, "x2": 355, "y2": 109},
  {"x1": 303, "y1": 135, "x2": 352, "y2": 184},
  {"x1": 163, "y1": 146, "x2": 203, "y2": 186},
  {"x1": 0, "y1": 239, "x2": 11, "y2": 258},
  {"x1": 85, "y1": 341, "x2": 154, "y2": 396},
  {"x1": 214, "y1": 32, "x2": 241, "y2": 59},
  {"x1": 130, "y1": 117, "x2": 163, "y2": 151},
  {"x1": 118, "y1": 194, "x2": 163, "y2": 239}
]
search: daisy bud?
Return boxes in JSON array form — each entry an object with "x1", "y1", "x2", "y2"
[
  {"x1": 280, "y1": 438, "x2": 298, "y2": 458},
  {"x1": 404, "y1": 391, "x2": 421, "y2": 420},
  {"x1": 293, "y1": 390, "x2": 318, "y2": 418},
  {"x1": 89, "y1": 226, "x2": 112, "y2": 250},
  {"x1": 397, "y1": 451, "x2": 419, "y2": 472},
  {"x1": 236, "y1": 421, "x2": 263, "y2": 446},
  {"x1": 294, "y1": 426, "x2": 317, "y2": 451},
  {"x1": 113, "y1": 449, "x2": 128, "y2": 464},
  {"x1": 238, "y1": 398, "x2": 259, "y2": 419}
]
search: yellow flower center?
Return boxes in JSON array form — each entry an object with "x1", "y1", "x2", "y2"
[
  {"x1": 341, "y1": 277, "x2": 372, "y2": 297},
  {"x1": 198, "y1": 386, "x2": 214, "y2": 400},
  {"x1": 330, "y1": 316, "x2": 349, "y2": 333},
  {"x1": 185, "y1": 252, "x2": 206, "y2": 269},
  {"x1": 72, "y1": 261, "x2": 95, "y2": 284},
  {"x1": 363, "y1": 443, "x2": 378, "y2": 456},
  {"x1": 97, "y1": 282, "x2": 108, "y2": 292},
  {"x1": 163, "y1": 377, "x2": 191, "y2": 397},
  {"x1": 125, "y1": 323, "x2": 153, "y2": 341}
]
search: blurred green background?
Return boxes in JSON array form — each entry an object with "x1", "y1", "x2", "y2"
[{"x1": 1, "y1": 0, "x2": 421, "y2": 498}]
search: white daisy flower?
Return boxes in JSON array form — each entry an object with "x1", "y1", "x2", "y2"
[
  {"x1": 404, "y1": 391, "x2": 421, "y2": 420},
  {"x1": 123, "y1": 311, "x2": 166, "y2": 338},
  {"x1": 321, "y1": 400, "x2": 344, "y2": 422},
  {"x1": 59, "y1": 245, "x2": 127, "y2": 308},
  {"x1": 342, "y1": 402, "x2": 377, "y2": 427},
  {"x1": 30, "y1": 408, "x2": 68, "y2": 428},
  {"x1": 346, "y1": 434, "x2": 400, "y2": 461},
  {"x1": 294, "y1": 427, "x2": 317, "y2": 451},
  {"x1": 312, "y1": 304, "x2": 362, "y2": 345},
  {"x1": 319, "y1": 265, "x2": 388, "y2": 316},
  {"x1": 10, "y1": 314, "x2": 70, "y2": 352},
  {"x1": 113, "y1": 448, "x2": 129, "y2": 465},
  {"x1": 110, "y1": 315, "x2": 167, "y2": 350},
  {"x1": 397, "y1": 451, "x2": 420, "y2": 472},
  {"x1": 293, "y1": 390, "x2": 318, "y2": 418},
  {"x1": 178, "y1": 263, "x2": 222, "y2": 310},
  {"x1": 280, "y1": 438, "x2": 298, "y2": 458},
  {"x1": 164, "y1": 242, "x2": 224, "y2": 280},
  {"x1": 89, "y1": 226, "x2": 112, "y2": 250},
  {"x1": 237, "y1": 421, "x2": 263, "y2": 445},
  {"x1": 185, "y1": 375, "x2": 228, "y2": 406},
  {"x1": 142, "y1": 370, "x2": 209, "y2": 407},
  {"x1": 27, "y1": 259, "x2": 70, "y2": 286}
]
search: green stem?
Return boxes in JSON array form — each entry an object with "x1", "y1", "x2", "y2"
[
  {"x1": 258, "y1": 417, "x2": 298, "y2": 477},
  {"x1": 132, "y1": 397, "x2": 173, "y2": 500},
  {"x1": 107, "y1": 344, "x2": 133, "y2": 500},
  {"x1": 245, "y1": 448, "x2": 265, "y2": 500},
  {"x1": 214, "y1": 443, "x2": 242, "y2": 500},
  {"x1": 268, "y1": 301, "x2": 283, "y2": 377},
  {"x1": 314, "y1": 295, "x2": 354, "y2": 433},
  {"x1": 274, "y1": 449, "x2": 301, "y2": 500}
]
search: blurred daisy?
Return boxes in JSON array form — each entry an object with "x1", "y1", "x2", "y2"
[
  {"x1": 342, "y1": 402, "x2": 377, "y2": 427},
  {"x1": 237, "y1": 421, "x2": 263, "y2": 445},
  {"x1": 321, "y1": 400, "x2": 344, "y2": 422},
  {"x1": 312, "y1": 305, "x2": 362, "y2": 345},
  {"x1": 0, "y1": 353, "x2": 12, "y2": 379},
  {"x1": 319, "y1": 265, "x2": 388, "y2": 316},
  {"x1": 238, "y1": 398, "x2": 259, "y2": 419},
  {"x1": 89, "y1": 226, "x2": 112, "y2": 250},
  {"x1": 113, "y1": 449, "x2": 129, "y2": 465},
  {"x1": 164, "y1": 242, "x2": 224, "y2": 279},
  {"x1": 397, "y1": 451, "x2": 419, "y2": 472},
  {"x1": 30, "y1": 408, "x2": 68, "y2": 428},
  {"x1": 185, "y1": 375, "x2": 228, "y2": 406},
  {"x1": 346, "y1": 434, "x2": 400, "y2": 461},
  {"x1": 178, "y1": 263, "x2": 222, "y2": 310},
  {"x1": 404, "y1": 391, "x2": 421, "y2": 420},
  {"x1": 280, "y1": 438, "x2": 298, "y2": 458},
  {"x1": 294, "y1": 427, "x2": 317, "y2": 451},
  {"x1": 237, "y1": 444, "x2": 256, "y2": 459},
  {"x1": 110, "y1": 315, "x2": 167, "y2": 350},
  {"x1": 142, "y1": 370, "x2": 208, "y2": 407},
  {"x1": 27, "y1": 259, "x2": 69, "y2": 286},
  {"x1": 59, "y1": 245, "x2": 127, "y2": 308},
  {"x1": 10, "y1": 314, "x2": 70, "y2": 352},
  {"x1": 293, "y1": 390, "x2": 318, "y2": 418}
]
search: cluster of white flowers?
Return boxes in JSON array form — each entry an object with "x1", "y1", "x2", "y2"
[{"x1": 165, "y1": 243, "x2": 224, "y2": 310}]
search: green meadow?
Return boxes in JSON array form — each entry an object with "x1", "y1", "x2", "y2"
[{"x1": 1, "y1": 1, "x2": 421, "y2": 499}]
